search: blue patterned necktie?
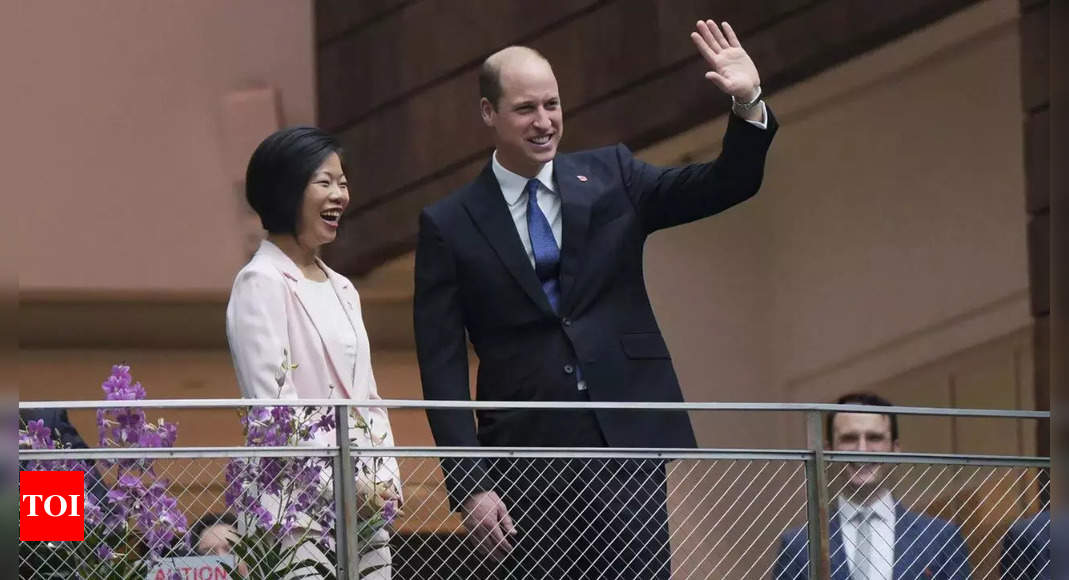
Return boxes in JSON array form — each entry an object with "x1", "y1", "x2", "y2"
[{"x1": 525, "y1": 178, "x2": 561, "y2": 313}]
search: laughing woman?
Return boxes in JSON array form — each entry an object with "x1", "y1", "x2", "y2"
[{"x1": 226, "y1": 127, "x2": 400, "y2": 579}]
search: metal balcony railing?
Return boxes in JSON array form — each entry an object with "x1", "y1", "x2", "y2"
[{"x1": 18, "y1": 400, "x2": 1050, "y2": 579}]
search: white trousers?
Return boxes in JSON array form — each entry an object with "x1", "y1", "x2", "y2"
[{"x1": 284, "y1": 527, "x2": 392, "y2": 579}]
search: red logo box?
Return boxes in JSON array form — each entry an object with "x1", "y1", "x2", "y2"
[{"x1": 20, "y1": 471, "x2": 86, "y2": 541}]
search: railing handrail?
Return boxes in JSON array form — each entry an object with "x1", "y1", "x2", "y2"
[
  {"x1": 19, "y1": 399, "x2": 1051, "y2": 579},
  {"x1": 18, "y1": 446, "x2": 1050, "y2": 465},
  {"x1": 16, "y1": 398, "x2": 1051, "y2": 419}
]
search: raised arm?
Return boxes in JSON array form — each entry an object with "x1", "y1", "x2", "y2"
[
  {"x1": 621, "y1": 20, "x2": 776, "y2": 232},
  {"x1": 618, "y1": 112, "x2": 775, "y2": 233},
  {"x1": 690, "y1": 20, "x2": 763, "y2": 122}
]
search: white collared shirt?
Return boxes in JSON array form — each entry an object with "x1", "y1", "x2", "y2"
[
  {"x1": 746, "y1": 101, "x2": 769, "y2": 129},
  {"x1": 837, "y1": 490, "x2": 897, "y2": 580},
  {"x1": 492, "y1": 151, "x2": 562, "y2": 270}
]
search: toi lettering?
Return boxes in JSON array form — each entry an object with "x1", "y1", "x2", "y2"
[
  {"x1": 22, "y1": 494, "x2": 83, "y2": 517},
  {"x1": 19, "y1": 471, "x2": 86, "y2": 541}
]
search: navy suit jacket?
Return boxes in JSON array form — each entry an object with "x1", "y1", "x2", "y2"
[
  {"x1": 1001, "y1": 510, "x2": 1050, "y2": 579},
  {"x1": 774, "y1": 505, "x2": 971, "y2": 580},
  {"x1": 414, "y1": 112, "x2": 777, "y2": 504}
]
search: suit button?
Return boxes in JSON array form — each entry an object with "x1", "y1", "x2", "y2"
[
  {"x1": 562, "y1": 317, "x2": 572, "y2": 326},
  {"x1": 563, "y1": 364, "x2": 575, "y2": 375}
]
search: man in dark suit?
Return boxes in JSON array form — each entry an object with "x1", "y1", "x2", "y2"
[
  {"x1": 773, "y1": 393, "x2": 971, "y2": 580},
  {"x1": 414, "y1": 19, "x2": 776, "y2": 579},
  {"x1": 1001, "y1": 509, "x2": 1050, "y2": 579}
]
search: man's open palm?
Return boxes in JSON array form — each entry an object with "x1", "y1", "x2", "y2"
[{"x1": 690, "y1": 20, "x2": 761, "y2": 100}]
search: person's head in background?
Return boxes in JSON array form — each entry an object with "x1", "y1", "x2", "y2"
[
  {"x1": 191, "y1": 513, "x2": 240, "y2": 557},
  {"x1": 826, "y1": 392, "x2": 900, "y2": 503},
  {"x1": 479, "y1": 46, "x2": 562, "y2": 178},
  {"x1": 245, "y1": 126, "x2": 348, "y2": 263}
]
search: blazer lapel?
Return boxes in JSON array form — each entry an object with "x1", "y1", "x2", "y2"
[
  {"x1": 323, "y1": 260, "x2": 366, "y2": 391},
  {"x1": 257, "y1": 241, "x2": 354, "y2": 398},
  {"x1": 463, "y1": 163, "x2": 555, "y2": 315},
  {"x1": 828, "y1": 510, "x2": 851, "y2": 580},
  {"x1": 893, "y1": 504, "x2": 917, "y2": 579},
  {"x1": 553, "y1": 154, "x2": 592, "y2": 315},
  {"x1": 289, "y1": 276, "x2": 354, "y2": 398},
  {"x1": 320, "y1": 260, "x2": 362, "y2": 339}
]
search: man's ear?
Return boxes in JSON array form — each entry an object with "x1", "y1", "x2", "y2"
[
  {"x1": 479, "y1": 97, "x2": 495, "y2": 127},
  {"x1": 892, "y1": 440, "x2": 901, "y2": 453}
]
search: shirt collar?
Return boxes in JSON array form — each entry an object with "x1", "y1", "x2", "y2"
[
  {"x1": 837, "y1": 490, "x2": 896, "y2": 524},
  {"x1": 258, "y1": 239, "x2": 342, "y2": 287},
  {"x1": 491, "y1": 150, "x2": 555, "y2": 206}
]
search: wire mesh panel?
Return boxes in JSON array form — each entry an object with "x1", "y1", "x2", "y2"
[
  {"x1": 18, "y1": 400, "x2": 1051, "y2": 580},
  {"x1": 667, "y1": 459, "x2": 809, "y2": 580},
  {"x1": 373, "y1": 454, "x2": 810, "y2": 580},
  {"x1": 794, "y1": 459, "x2": 1052, "y2": 580}
]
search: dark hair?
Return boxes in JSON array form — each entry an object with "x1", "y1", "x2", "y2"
[
  {"x1": 245, "y1": 126, "x2": 342, "y2": 235},
  {"x1": 825, "y1": 392, "x2": 898, "y2": 444},
  {"x1": 190, "y1": 512, "x2": 238, "y2": 552}
]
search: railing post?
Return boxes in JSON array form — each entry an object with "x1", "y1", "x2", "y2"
[
  {"x1": 333, "y1": 404, "x2": 359, "y2": 579},
  {"x1": 805, "y1": 410, "x2": 831, "y2": 579}
]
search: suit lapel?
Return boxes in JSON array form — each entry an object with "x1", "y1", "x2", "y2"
[
  {"x1": 553, "y1": 154, "x2": 592, "y2": 315},
  {"x1": 255, "y1": 240, "x2": 354, "y2": 397},
  {"x1": 829, "y1": 510, "x2": 851, "y2": 580},
  {"x1": 894, "y1": 504, "x2": 915, "y2": 579},
  {"x1": 290, "y1": 276, "x2": 353, "y2": 398},
  {"x1": 463, "y1": 163, "x2": 555, "y2": 315},
  {"x1": 321, "y1": 261, "x2": 362, "y2": 344},
  {"x1": 323, "y1": 261, "x2": 366, "y2": 394}
]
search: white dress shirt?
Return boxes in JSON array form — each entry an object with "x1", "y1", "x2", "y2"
[
  {"x1": 492, "y1": 151, "x2": 561, "y2": 270},
  {"x1": 837, "y1": 490, "x2": 897, "y2": 580},
  {"x1": 744, "y1": 101, "x2": 769, "y2": 130}
]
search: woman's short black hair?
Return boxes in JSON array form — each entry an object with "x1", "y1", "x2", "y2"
[{"x1": 245, "y1": 126, "x2": 342, "y2": 235}]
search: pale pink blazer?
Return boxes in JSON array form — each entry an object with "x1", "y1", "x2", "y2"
[{"x1": 226, "y1": 239, "x2": 399, "y2": 492}]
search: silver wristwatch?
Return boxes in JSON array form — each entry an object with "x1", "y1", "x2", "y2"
[{"x1": 731, "y1": 86, "x2": 762, "y2": 116}]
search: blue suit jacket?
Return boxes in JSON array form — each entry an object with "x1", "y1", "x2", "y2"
[
  {"x1": 1001, "y1": 510, "x2": 1050, "y2": 579},
  {"x1": 773, "y1": 505, "x2": 971, "y2": 580},
  {"x1": 415, "y1": 112, "x2": 778, "y2": 505}
]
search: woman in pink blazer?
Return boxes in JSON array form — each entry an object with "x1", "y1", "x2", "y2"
[{"x1": 226, "y1": 127, "x2": 399, "y2": 578}]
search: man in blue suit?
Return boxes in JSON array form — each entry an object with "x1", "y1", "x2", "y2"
[
  {"x1": 1001, "y1": 509, "x2": 1050, "y2": 579},
  {"x1": 773, "y1": 393, "x2": 971, "y2": 579},
  {"x1": 414, "y1": 19, "x2": 776, "y2": 580}
]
